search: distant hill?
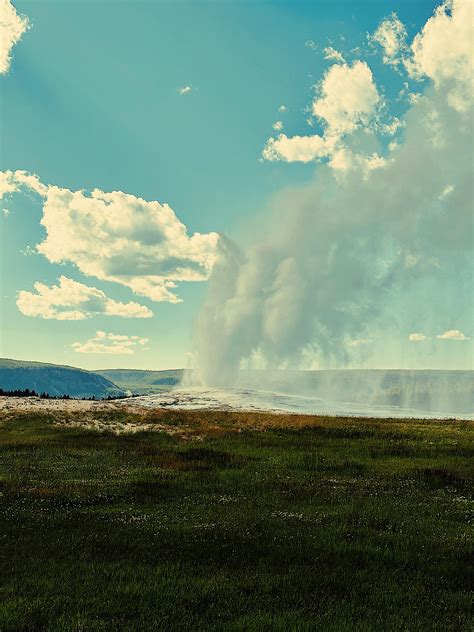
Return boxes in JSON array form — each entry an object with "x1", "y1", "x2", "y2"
[
  {"x1": 95, "y1": 368, "x2": 184, "y2": 395},
  {"x1": 0, "y1": 358, "x2": 125, "y2": 399},
  {"x1": 6, "y1": 361, "x2": 471, "y2": 414}
]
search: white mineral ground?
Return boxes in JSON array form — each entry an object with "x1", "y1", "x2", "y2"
[{"x1": 1, "y1": 389, "x2": 471, "y2": 428}]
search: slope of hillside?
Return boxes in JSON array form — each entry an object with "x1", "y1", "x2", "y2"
[{"x1": 0, "y1": 358, "x2": 125, "y2": 399}]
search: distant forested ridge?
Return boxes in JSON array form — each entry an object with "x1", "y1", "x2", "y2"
[
  {"x1": 238, "y1": 369, "x2": 474, "y2": 415},
  {"x1": 95, "y1": 368, "x2": 184, "y2": 395},
  {"x1": 0, "y1": 358, "x2": 125, "y2": 399}
]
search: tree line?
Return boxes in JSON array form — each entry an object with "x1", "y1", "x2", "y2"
[{"x1": 0, "y1": 388, "x2": 125, "y2": 401}]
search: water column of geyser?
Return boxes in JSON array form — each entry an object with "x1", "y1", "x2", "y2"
[{"x1": 190, "y1": 1, "x2": 473, "y2": 393}]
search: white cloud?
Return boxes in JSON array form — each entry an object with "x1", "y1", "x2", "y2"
[
  {"x1": 263, "y1": 61, "x2": 382, "y2": 169},
  {"x1": 178, "y1": 85, "x2": 193, "y2": 95},
  {"x1": 20, "y1": 245, "x2": 36, "y2": 256},
  {"x1": 407, "y1": 92, "x2": 423, "y2": 105},
  {"x1": 439, "y1": 184, "x2": 454, "y2": 200},
  {"x1": 17, "y1": 276, "x2": 153, "y2": 320},
  {"x1": 2, "y1": 207, "x2": 9, "y2": 216},
  {"x1": 404, "y1": 254, "x2": 419, "y2": 268},
  {"x1": 305, "y1": 40, "x2": 317, "y2": 50},
  {"x1": 364, "y1": 152, "x2": 389, "y2": 172},
  {"x1": 328, "y1": 148, "x2": 390, "y2": 178},
  {"x1": 272, "y1": 120, "x2": 283, "y2": 131},
  {"x1": 0, "y1": 170, "x2": 47, "y2": 196},
  {"x1": 348, "y1": 338, "x2": 372, "y2": 347},
  {"x1": 368, "y1": 12, "x2": 407, "y2": 66},
  {"x1": 278, "y1": 105, "x2": 288, "y2": 113},
  {"x1": 72, "y1": 331, "x2": 149, "y2": 355},
  {"x1": 436, "y1": 329, "x2": 470, "y2": 340},
  {"x1": 323, "y1": 47, "x2": 345, "y2": 63},
  {"x1": 263, "y1": 133, "x2": 335, "y2": 163},
  {"x1": 0, "y1": 0, "x2": 29, "y2": 74},
  {"x1": 263, "y1": 1, "x2": 473, "y2": 173},
  {"x1": 312, "y1": 61, "x2": 381, "y2": 136},
  {"x1": 1, "y1": 171, "x2": 220, "y2": 303},
  {"x1": 381, "y1": 117, "x2": 404, "y2": 136},
  {"x1": 406, "y1": 0, "x2": 473, "y2": 113},
  {"x1": 409, "y1": 333, "x2": 427, "y2": 341}
]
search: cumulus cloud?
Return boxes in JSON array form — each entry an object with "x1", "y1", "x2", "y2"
[
  {"x1": 409, "y1": 333, "x2": 427, "y2": 342},
  {"x1": 369, "y1": 0, "x2": 472, "y2": 113},
  {"x1": 263, "y1": 61, "x2": 382, "y2": 171},
  {"x1": 272, "y1": 120, "x2": 283, "y2": 131},
  {"x1": 264, "y1": 1, "x2": 473, "y2": 175},
  {"x1": 72, "y1": 331, "x2": 149, "y2": 355},
  {"x1": 323, "y1": 47, "x2": 345, "y2": 63},
  {"x1": 0, "y1": 0, "x2": 29, "y2": 74},
  {"x1": 17, "y1": 276, "x2": 153, "y2": 320},
  {"x1": 312, "y1": 61, "x2": 381, "y2": 135},
  {"x1": 368, "y1": 12, "x2": 407, "y2": 66},
  {"x1": 278, "y1": 105, "x2": 288, "y2": 113},
  {"x1": 0, "y1": 172, "x2": 220, "y2": 303},
  {"x1": 436, "y1": 329, "x2": 470, "y2": 340},
  {"x1": 405, "y1": 0, "x2": 473, "y2": 113},
  {"x1": 263, "y1": 133, "x2": 335, "y2": 163}
]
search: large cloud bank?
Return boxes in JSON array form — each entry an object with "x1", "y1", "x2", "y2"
[{"x1": 0, "y1": 173, "x2": 220, "y2": 303}]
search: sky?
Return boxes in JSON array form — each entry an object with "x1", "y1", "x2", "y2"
[{"x1": 0, "y1": 0, "x2": 472, "y2": 372}]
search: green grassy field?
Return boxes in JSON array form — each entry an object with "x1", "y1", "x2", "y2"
[{"x1": 1, "y1": 408, "x2": 473, "y2": 631}]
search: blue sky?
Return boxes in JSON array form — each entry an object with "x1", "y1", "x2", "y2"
[{"x1": 0, "y1": 0, "x2": 472, "y2": 371}]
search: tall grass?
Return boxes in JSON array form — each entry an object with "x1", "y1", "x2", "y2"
[{"x1": 1, "y1": 410, "x2": 472, "y2": 630}]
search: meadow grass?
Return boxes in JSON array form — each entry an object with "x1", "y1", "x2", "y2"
[{"x1": 1, "y1": 409, "x2": 473, "y2": 631}]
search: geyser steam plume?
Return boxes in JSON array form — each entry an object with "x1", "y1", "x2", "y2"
[{"x1": 192, "y1": 1, "x2": 473, "y2": 386}]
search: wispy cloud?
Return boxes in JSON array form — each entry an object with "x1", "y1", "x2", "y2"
[
  {"x1": 438, "y1": 184, "x2": 454, "y2": 200},
  {"x1": 348, "y1": 338, "x2": 372, "y2": 347},
  {"x1": 178, "y1": 85, "x2": 193, "y2": 95},
  {"x1": 368, "y1": 12, "x2": 407, "y2": 67},
  {"x1": 72, "y1": 331, "x2": 149, "y2": 355},
  {"x1": 323, "y1": 46, "x2": 345, "y2": 63}
]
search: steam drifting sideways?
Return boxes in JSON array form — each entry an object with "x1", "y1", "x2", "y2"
[{"x1": 193, "y1": 0, "x2": 473, "y2": 387}]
